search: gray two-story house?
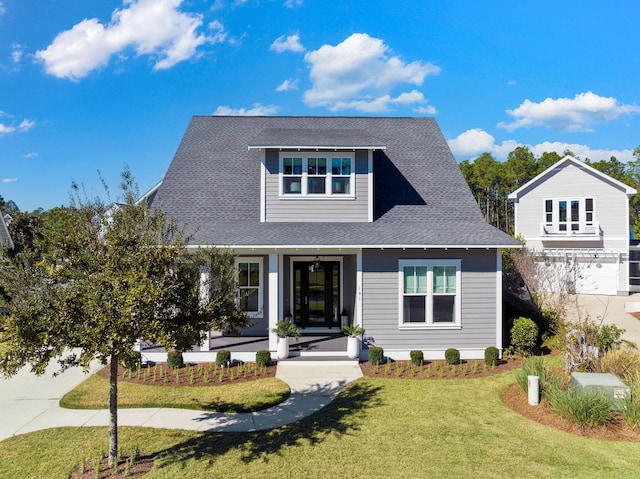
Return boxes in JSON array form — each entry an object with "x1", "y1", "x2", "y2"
[{"x1": 155, "y1": 116, "x2": 519, "y2": 360}]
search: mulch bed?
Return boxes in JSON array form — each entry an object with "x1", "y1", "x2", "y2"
[
  {"x1": 501, "y1": 383, "x2": 640, "y2": 442},
  {"x1": 97, "y1": 362, "x2": 278, "y2": 387},
  {"x1": 69, "y1": 452, "x2": 154, "y2": 479},
  {"x1": 360, "y1": 358, "x2": 520, "y2": 379}
]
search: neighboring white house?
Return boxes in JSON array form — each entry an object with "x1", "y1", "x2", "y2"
[{"x1": 508, "y1": 155, "x2": 637, "y2": 296}]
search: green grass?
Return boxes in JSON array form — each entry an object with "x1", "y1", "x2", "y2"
[
  {"x1": 3, "y1": 371, "x2": 640, "y2": 478},
  {"x1": 60, "y1": 373, "x2": 290, "y2": 413}
]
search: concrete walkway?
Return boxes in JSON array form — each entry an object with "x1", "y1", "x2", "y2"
[{"x1": 0, "y1": 361, "x2": 362, "y2": 441}]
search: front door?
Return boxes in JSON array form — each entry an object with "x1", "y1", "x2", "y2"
[{"x1": 293, "y1": 261, "x2": 340, "y2": 329}]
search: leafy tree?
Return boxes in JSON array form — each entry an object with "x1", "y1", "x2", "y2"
[
  {"x1": 0, "y1": 196, "x2": 20, "y2": 217},
  {"x1": 5, "y1": 212, "x2": 43, "y2": 257},
  {"x1": 0, "y1": 170, "x2": 249, "y2": 466}
]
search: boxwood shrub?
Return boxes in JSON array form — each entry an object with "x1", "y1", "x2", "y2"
[
  {"x1": 368, "y1": 346, "x2": 384, "y2": 366},
  {"x1": 167, "y1": 350, "x2": 184, "y2": 370},
  {"x1": 216, "y1": 349, "x2": 231, "y2": 368},
  {"x1": 256, "y1": 349, "x2": 272, "y2": 368},
  {"x1": 511, "y1": 316, "x2": 539, "y2": 355},
  {"x1": 445, "y1": 348, "x2": 460, "y2": 365},
  {"x1": 484, "y1": 346, "x2": 499, "y2": 366},
  {"x1": 410, "y1": 350, "x2": 424, "y2": 366}
]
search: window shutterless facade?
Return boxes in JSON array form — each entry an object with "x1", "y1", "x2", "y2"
[
  {"x1": 280, "y1": 153, "x2": 354, "y2": 197},
  {"x1": 544, "y1": 198, "x2": 595, "y2": 233},
  {"x1": 236, "y1": 258, "x2": 263, "y2": 317},
  {"x1": 398, "y1": 259, "x2": 461, "y2": 328}
]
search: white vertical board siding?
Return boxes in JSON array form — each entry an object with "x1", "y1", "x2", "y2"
[
  {"x1": 264, "y1": 149, "x2": 370, "y2": 222},
  {"x1": 361, "y1": 249, "x2": 499, "y2": 351}
]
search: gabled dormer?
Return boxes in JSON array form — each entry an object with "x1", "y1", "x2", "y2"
[{"x1": 248, "y1": 128, "x2": 386, "y2": 223}]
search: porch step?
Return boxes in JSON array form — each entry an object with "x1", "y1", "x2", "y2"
[{"x1": 277, "y1": 355, "x2": 359, "y2": 366}]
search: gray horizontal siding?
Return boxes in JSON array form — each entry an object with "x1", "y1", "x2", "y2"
[
  {"x1": 264, "y1": 149, "x2": 369, "y2": 222},
  {"x1": 362, "y1": 249, "x2": 498, "y2": 351}
]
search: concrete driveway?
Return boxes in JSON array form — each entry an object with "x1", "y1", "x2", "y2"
[
  {"x1": 0, "y1": 356, "x2": 102, "y2": 441},
  {"x1": 563, "y1": 293, "x2": 640, "y2": 347}
]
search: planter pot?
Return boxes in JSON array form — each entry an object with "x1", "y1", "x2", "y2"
[
  {"x1": 276, "y1": 336, "x2": 290, "y2": 360},
  {"x1": 347, "y1": 336, "x2": 360, "y2": 359}
]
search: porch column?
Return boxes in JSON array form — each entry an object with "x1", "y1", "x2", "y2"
[
  {"x1": 268, "y1": 253, "x2": 279, "y2": 351},
  {"x1": 496, "y1": 249, "x2": 503, "y2": 357},
  {"x1": 356, "y1": 249, "x2": 363, "y2": 327},
  {"x1": 199, "y1": 267, "x2": 211, "y2": 351}
]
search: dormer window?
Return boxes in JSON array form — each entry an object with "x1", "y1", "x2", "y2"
[{"x1": 280, "y1": 153, "x2": 354, "y2": 197}]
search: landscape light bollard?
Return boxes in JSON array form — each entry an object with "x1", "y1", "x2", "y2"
[{"x1": 528, "y1": 375, "x2": 540, "y2": 406}]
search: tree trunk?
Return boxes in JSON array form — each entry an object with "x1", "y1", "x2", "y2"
[{"x1": 109, "y1": 354, "x2": 118, "y2": 467}]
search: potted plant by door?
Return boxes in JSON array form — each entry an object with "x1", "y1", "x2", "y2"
[
  {"x1": 343, "y1": 324, "x2": 365, "y2": 359},
  {"x1": 271, "y1": 320, "x2": 301, "y2": 360}
]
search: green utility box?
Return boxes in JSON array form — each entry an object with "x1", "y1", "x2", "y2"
[{"x1": 571, "y1": 372, "x2": 631, "y2": 411}]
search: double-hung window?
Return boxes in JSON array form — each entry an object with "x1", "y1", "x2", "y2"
[
  {"x1": 236, "y1": 258, "x2": 263, "y2": 317},
  {"x1": 280, "y1": 153, "x2": 354, "y2": 197},
  {"x1": 399, "y1": 260, "x2": 461, "y2": 328}
]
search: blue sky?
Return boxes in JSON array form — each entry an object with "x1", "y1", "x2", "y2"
[{"x1": 1, "y1": 0, "x2": 639, "y2": 212}]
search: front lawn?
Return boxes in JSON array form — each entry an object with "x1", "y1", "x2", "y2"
[
  {"x1": 60, "y1": 367, "x2": 289, "y2": 413},
  {"x1": 3, "y1": 370, "x2": 640, "y2": 478}
]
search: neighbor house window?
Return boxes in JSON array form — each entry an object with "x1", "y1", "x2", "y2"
[
  {"x1": 280, "y1": 153, "x2": 354, "y2": 197},
  {"x1": 543, "y1": 198, "x2": 595, "y2": 234},
  {"x1": 236, "y1": 258, "x2": 263, "y2": 317},
  {"x1": 399, "y1": 260, "x2": 461, "y2": 327}
]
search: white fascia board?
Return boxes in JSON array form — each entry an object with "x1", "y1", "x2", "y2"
[
  {"x1": 186, "y1": 243, "x2": 523, "y2": 252},
  {"x1": 248, "y1": 145, "x2": 386, "y2": 151}
]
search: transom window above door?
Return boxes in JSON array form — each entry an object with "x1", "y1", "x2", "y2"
[{"x1": 280, "y1": 153, "x2": 354, "y2": 197}]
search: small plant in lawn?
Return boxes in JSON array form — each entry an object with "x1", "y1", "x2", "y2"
[
  {"x1": 369, "y1": 346, "x2": 384, "y2": 366},
  {"x1": 438, "y1": 367, "x2": 444, "y2": 379},
  {"x1": 136, "y1": 368, "x2": 141, "y2": 380},
  {"x1": 219, "y1": 369, "x2": 225, "y2": 382},
  {"x1": 372, "y1": 363, "x2": 379, "y2": 374},
  {"x1": 484, "y1": 346, "x2": 500, "y2": 366},
  {"x1": 384, "y1": 361, "x2": 392, "y2": 377},
  {"x1": 190, "y1": 370, "x2": 195, "y2": 384},
  {"x1": 174, "y1": 368, "x2": 180, "y2": 384},
  {"x1": 450, "y1": 365, "x2": 456, "y2": 376},
  {"x1": 461, "y1": 365, "x2": 467, "y2": 377},
  {"x1": 203, "y1": 370, "x2": 209, "y2": 383},
  {"x1": 445, "y1": 348, "x2": 460, "y2": 365},
  {"x1": 396, "y1": 362, "x2": 404, "y2": 377},
  {"x1": 216, "y1": 349, "x2": 231, "y2": 368},
  {"x1": 472, "y1": 360, "x2": 479, "y2": 375},
  {"x1": 426, "y1": 365, "x2": 431, "y2": 378},
  {"x1": 620, "y1": 390, "x2": 640, "y2": 429},
  {"x1": 410, "y1": 350, "x2": 424, "y2": 366}
]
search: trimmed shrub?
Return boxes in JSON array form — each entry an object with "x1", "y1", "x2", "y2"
[
  {"x1": 167, "y1": 350, "x2": 184, "y2": 370},
  {"x1": 410, "y1": 350, "x2": 424, "y2": 366},
  {"x1": 256, "y1": 349, "x2": 272, "y2": 368},
  {"x1": 484, "y1": 346, "x2": 499, "y2": 366},
  {"x1": 445, "y1": 348, "x2": 460, "y2": 365},
  {"x1": 511, "y1": 316, "x2": 539, "y2": 355},
  {"x1": 120, "y1": 350, "x2": 142, "y2": 371},
  {"x1": 216, "y1": 349, "x2": 231, "y2": 368},
  {"x1": 369, "y1": 346, "x2": 384, "y2": 366},
  {"x1": 546, "y1": 388, "x2": 613, "y2": 426}
]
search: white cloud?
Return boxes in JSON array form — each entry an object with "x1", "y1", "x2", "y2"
[
  {"x1": 276, "y1": 78, "x2": 298, "y2": 91},
  {"x1": 18, "y1": 119, "x2": 34, "y2": 132},
  {"x1": 270, "y1": 34, "x2": 305, "y2": 53},
  {"x1": 0, "y1": 123, "x2": 15, "y2": 134},
  {"x1": 0, "y1": 114, "x2": 34, "y2": 135},
  {"x1": 448, "y1": 128, "x2": 636, "y2": 163},
  {"x1": 11, "y1": 44, "x2": 24, "y2": 63},
  {"x1": 213, "y1": 103, "x2": 279, "y2": 116},
  {"x1": 284, "y1": 0, "x2": 303, "y2": 7},
  {"x1": 35, "y1": 0, "x2": 221, "y2": 80},
  {"x1": 303, "y1": 33, "x2": 440, "y2": 112},
  {"x1": 328, "y1": 89, "x2": 435, "y2": 113},
  {"x1": 498, "y1": 91, "x2": 640, "y2": 132},
  {"x1": 24, "y1": 152, "x2": 38, "y2": 159},
  {"x1": 2, "y1": 178, "x2": 18, "y2": 184},
  {"x1": 413, "y1": 105, "x2": 437, "y2": 115}
]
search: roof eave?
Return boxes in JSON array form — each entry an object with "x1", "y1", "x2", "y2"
[{"x1": 247, "y1": 145, "x2": 386, "y2": 151}]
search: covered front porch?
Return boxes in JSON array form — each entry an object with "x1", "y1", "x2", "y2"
[{"x1": 140, "y1": 334, "x2": 359, "y2": 364}]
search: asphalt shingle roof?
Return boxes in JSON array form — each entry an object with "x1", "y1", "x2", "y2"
[{"x1": 156, "y1": 116, "x2": 519, "y2": 248}]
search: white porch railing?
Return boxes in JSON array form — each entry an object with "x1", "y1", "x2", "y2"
[{"x1": 540, "y1": 221, "x2": 601, "y2": 238}]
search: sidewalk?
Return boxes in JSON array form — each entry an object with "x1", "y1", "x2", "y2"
[{"x1": 0, "y1": 362, "x2": 362, "y2": 440}]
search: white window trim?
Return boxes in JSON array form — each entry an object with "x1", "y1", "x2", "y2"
[
  {"x1": 543, "y1": 197, "x2": 596, "y2": 233},
  {"x1": 279, "y1": 152, "x2": 355, "y2": 198},
  {"x1": 398, "y1": 259, "x2": 462, "y2": 329},
  {"x1": 236, "y1": 257, "x2": 264, "y2": 318}
]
